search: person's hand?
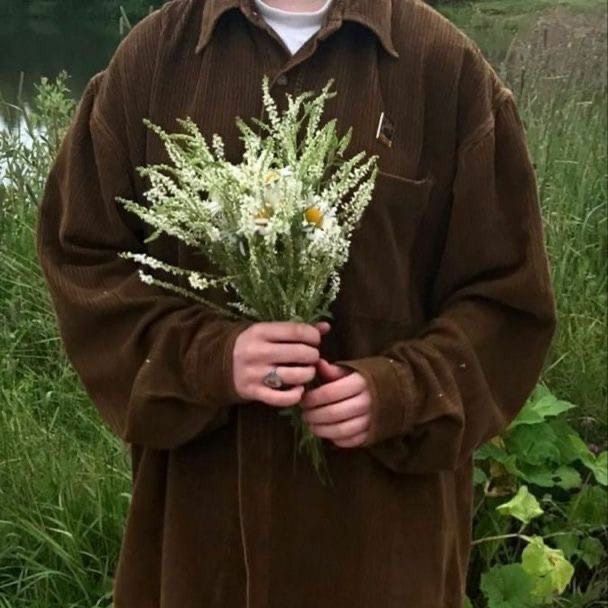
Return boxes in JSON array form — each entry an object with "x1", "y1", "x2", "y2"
[
  {"x1": 233, "y1": 321, "x2": 331, "y2": 408},
  {"x1": 300, "y1": 358, "x2": 371, "y2": 448}
]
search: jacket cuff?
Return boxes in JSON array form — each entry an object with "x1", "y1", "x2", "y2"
[
  {"x1": 333, "y1": 355, "x2": 417, "y2": 446},
  {"x1": 187, "y1": 318, "x2": 255, "y2": 408}
]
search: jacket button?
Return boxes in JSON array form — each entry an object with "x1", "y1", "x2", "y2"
[{"x1": 276, "y1": 74, "x2": 288, "y2": 86}]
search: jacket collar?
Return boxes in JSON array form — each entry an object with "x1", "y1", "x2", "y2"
[{"x1": 195, "y1": 0, "x2": 399, "y2": 59}]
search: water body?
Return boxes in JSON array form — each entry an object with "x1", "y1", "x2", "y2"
[{"x1": 0, "y1": 14, "x2": 123, "y2": 131}]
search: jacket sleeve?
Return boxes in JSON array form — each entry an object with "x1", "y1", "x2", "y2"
[
  {"x1": 335, "y1": 89, "x2": 557, "y2": 474},
  {"x1": 35, "y1": 27, "x2": 253, "y2": 451}
]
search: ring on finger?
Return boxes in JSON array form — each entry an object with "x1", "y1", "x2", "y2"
[{"x1": 262, "y1": 366, "x2": 284, "y2": 389}]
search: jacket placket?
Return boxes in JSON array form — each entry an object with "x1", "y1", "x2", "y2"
[{"x1": 234, "y1": 3, "x2": 348, "y2": 607}]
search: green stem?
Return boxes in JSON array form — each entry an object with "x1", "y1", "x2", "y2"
[{"x1": 472, "y1": 532, "x2": 533, "y2": 546}]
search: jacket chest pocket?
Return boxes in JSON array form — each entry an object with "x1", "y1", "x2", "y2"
[{"x1": 330, "y1": 169, "x2": 435, "y2": 324}]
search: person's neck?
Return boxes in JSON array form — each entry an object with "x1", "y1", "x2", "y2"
[{"x1": 259, "y1": 0, "x2": 329, "y2": 12}]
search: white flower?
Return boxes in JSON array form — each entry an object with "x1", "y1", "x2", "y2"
[
  {"x1": 263, "y1": 183, "x2": 282, "y2": 209},
  {"x1": 138, "y1": 270, "x2": 154, "y2": 285},
  {"x1": 120, "y1": 74, "x2": 378, "y2": 331},
  {"x1": 206, "y1": 198, "x2": 222, "y2": 216},
  {"x1": 188, "y1": 272, "x2": 209, "y2": 291}
]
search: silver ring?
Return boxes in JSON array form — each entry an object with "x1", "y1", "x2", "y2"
[{"x1": 262, "y1": 367, "x2": 284, "y2": 389}]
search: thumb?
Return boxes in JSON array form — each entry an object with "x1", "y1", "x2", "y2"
[
  {"x1": 316, "y1": 357, "x2": 350, "y2": 382},
  {"x1": 314, "y1": 321, "x2": 331, "y2": 336}
]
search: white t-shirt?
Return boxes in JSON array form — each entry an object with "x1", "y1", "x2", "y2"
[{"x1": 252, "y1": 0, "x2": 334, "y2": 55}]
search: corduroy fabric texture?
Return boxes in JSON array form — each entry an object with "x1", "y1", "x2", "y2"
[{"x1": 35, "y1": 0, "x2": 558, "y2": 606}]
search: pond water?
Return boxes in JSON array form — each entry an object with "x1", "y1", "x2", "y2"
[{"x1": 0, "y1": 15, "x2": 122, "y2": 130}]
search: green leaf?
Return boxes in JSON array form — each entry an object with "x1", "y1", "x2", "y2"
[
  {"x1": 503, "y1": 457, "x2": 525, "y2": 479},
  {"x1": 509, "y1": 389, "x2": 576, "y2": 430},
  {"x1": 579, "y1": 536, "x2": 605, "y2": 569},
  {"x1": 496, "y1": 485, "x2": 544, "y2": 524},
  {"x1": 474, "y1": 465, "x2": 488, "y2": 486},
  {"x1": 518, "y1": 462, "x2": 582, "y2": 490},
  {"x1": 554, "y1": 465, "x2": 582, "y2": 490},
  {"x1": 508, "y1": 403, "x2": 545, "y2": 428},
  {"x1": 476, "y1": 441, "x2": 510, "y2": 462},
  {"x1": 522, "y1": 536, "x2": 575, "y2": 599},
  {"x1": 517, "y1": 463, "x2": 558, "y2": 488},
  {"x1": 568, "y1": 486, "x2": 608, "y2": 526},
  {"x1": 531, "y1": 394, "x2": 576, "y2": 419},
  {"x1": 480, "y1": 564, "x2": 537, "y2": 608},
  {"x1": 507, "y1": 424, "x2": 561, "y2": 467},
  {"x1": 553, "y1": 532, "x2": 580, "y2": 561},
  {"x1": 550, "y1": 418, "x2": 595, "y2": 467},
  {"x1": 587, "y1": 451, "x2": 607, "y2": 486},
  {"x1": 476, "y1": 441, "x2": 523, "y2": 478},
  {"x1": 463, "y1": 597, "x2": 474, "y2": 608}
]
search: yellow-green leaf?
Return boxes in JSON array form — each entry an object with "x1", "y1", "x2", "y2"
[
  {"x1": 496, "y1": 486, "x2": 544, "y2": 524},
  {"x1": 522, "y1": 536, "x2": 575, "y2": 599}
]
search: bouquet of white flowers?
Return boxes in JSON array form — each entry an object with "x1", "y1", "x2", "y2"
[{"x1": 117, "y1": 75, "x2": 379, "y2": 485}]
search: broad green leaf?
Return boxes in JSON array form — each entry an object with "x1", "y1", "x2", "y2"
[
  {"x1": 531, "y1": 383, "x2": 552, "y2": 399},
  {"x1": 549, "y1": 418, "x2": 595, "y2": 466},
  {"x1": 509, "y1": 402, "x2": 545, "y2": 428},
  {"x1": 553, "y1": 532, "x2": 579, "y2": 561},
  {"x1": 518, "y1": 462, "x2": 582, "y2": 491},
  {"x1": 522, "y1": 536, "x2": 575, "y2": 599},
  {"x1": 463, "y1": 597, "x2": 474, "y2": 608},
  {"x1": 579, "y1": 536, "x2": 605, "y2": 569},
  {"x1": 586, "y1": 451, "x2": 607, "y2": 486},
  {"x1": 476, "y1": 441, "x2": 511, "y2": 462},
  {"x1": 509, "y1": 391, "x2": 576, "y2": 429},
  {"x1": 531, "y1": 394, "x2": 576, "y2": 419},
  {"x1": 521, "y1": 537, "x2": 553, "y2": 576},
  {"x1": 474, "y1": 465, "x2": 488, "y2": 486},
  {"x1": 502, "y1": 455, "x2": 523, "y2": 478},
  {"x1": 554, "y1": 465, "x2": 582, "y2": 490},
  {"x1": 517, "y1": 463, "x2": 558, "y2": 488},
  {"x1": 480, "y1": 564, "x2": 537, "y2": 608},
  {"x1": 568, "y1": 486, "x2": 608, "y2": 526},
  {"x1": 476, "y1": 439, "x2": 524, "y2": 477},
  {"x1": 507, "y1": 424, "x2": 561, "y2": 467},
  {"x1": 496, "y1": 485, "x2": 544, "y2": 524},
  {"x1": 532, "y1": 574, "x2": 555, "y2": 603}
]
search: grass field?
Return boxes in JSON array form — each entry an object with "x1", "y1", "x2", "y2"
[
  {"x1": 435, "y1": 0, "x2": 607, "y2": 444},
  {"x1": 0, "y1": 1, "x2": 606, "y2": 605}
]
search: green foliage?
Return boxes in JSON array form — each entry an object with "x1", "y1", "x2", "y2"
[
  {"x1": 437, "y1": 0, "x2": 607, "y2": 448},
  {"x1": 0, "y1": 70, "x2": 128, "y2": 608},
  {"x1": 476, "y1": 385, "x2": 607, "y2": 494},
  {"x1": 0, "y1": 70, "x2": 75, "y2": 212},
  {"x1": 480, "y1": 564, "x2": 536, "y2": 608},
  {"x1": 468, "y1": 384, "x2": 607, "y2": 607}
]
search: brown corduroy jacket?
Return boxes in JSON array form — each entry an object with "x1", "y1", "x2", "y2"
[{"x1": 35, "y1": 0, "x2": 558, "y2": 606}]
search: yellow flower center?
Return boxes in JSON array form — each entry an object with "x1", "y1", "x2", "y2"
[
  {"x1": 304, "y1": 206, "x2": 324, "y2": 227},
  {"x1": 255, "y1": 205, "x2": 273, "y2": 220},
  {"x1": 263, "y1": 170, "x2": 280, "y2": 184}
]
